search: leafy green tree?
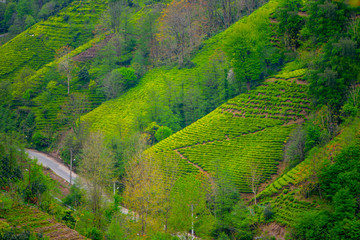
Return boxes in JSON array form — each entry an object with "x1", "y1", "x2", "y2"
[
  {"x1": 333, "y1": 188, "x2": 357, "y2": 220},
  {"x1": 320, "y1": 144, "x2": 360, "y2": 199},
  {"x1": 63, "y1": 182, "x2": 85, "y2": 208},
  {"x1": 102, "y1": 67, "x2": 137, "y2": 100},
  {"x1": 291, "y1": 211, "x2": 332, "y2": 240},
  {"x1": 224, "y1": 19, "x2": 272, "y2": 91},
  {"x1": 169, "y1": 175, "x2": 215, "y2": 237},
  {"x1": 80, "y1": 132, "x2": 115, "y2": 227},
  {"x1": 154, "y1": 126, "x2": 172, "y2": 142},
  {"x1": 275, "y1": 0, "x2": 304, "y2": 50},
  {"x1": 0, "y1": 134, "x2": 23, "y2": 189},
  {"x1": 302, "y1": 0, "x2": 349, "y2": 45}
]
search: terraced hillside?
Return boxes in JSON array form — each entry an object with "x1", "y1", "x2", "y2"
[
  {"x1": 0, "y1": 0, "x2": 107, "y2": 80},
  {"x1": 21, "y1": 33, "x2": 111, "y2": 132},
  {"x1": 80, "y1": 0, "x2": 280, "y2": 136},
  {"x1": 256, "y1": 118, "x2": 360, "y2": 226},
  {"x1": 0, "y1": 205, "x2": 86, "y2": 240},
  {"x1": 147, "y1": 67, "x2": 310, "y2": 192}
]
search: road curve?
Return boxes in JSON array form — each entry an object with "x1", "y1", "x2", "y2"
[
  {"x1": 26, "y1": 149, "x2": 129, "y2": 214},
  {"x1": 26, "y1": 149, "x2": 78, "y2": 183}
]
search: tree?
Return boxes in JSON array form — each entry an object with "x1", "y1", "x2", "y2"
[
  {"x1": 224, "y1": 23, "x2": 266, "y2": 91},
  {"x1": 102, "y1": 67, "x2": 137, "y2": 100},
  {"x1": 246, "y1": 162, "x2": 261, "y2": 205},
  {"x1": 108, "y1": 0, "x2": 126, "y2": 33},
  {"x1": 80, "y1": 132, "x2": 114, "y2": 227},
  {"x1": 57, "y1": 45, "x2": 75, "y2": 95},
  {"x1": 275, "y1": 0, "x2": 304, "y2": 50},
  {"x1": 154, "y1": 126, "x2": 172, "y2": 142},
  {"x1": 156, "y1": 0, "x2": 207, "y2": 66},
  {"x1": 122, "y1": 138, "x2": 161, "y2": 235},
  {"x1": 210, "y1": 163, "x2": 239, "y2": 237},
  {"x1": 168, "y1": 175, "x2": 215, "y2": 237}
]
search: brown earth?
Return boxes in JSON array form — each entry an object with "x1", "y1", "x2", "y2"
[
  {"x1": 42, "y1": 168, "x2": 70, "y2": 198},
  {"x1": 73, "y1": 34, "x2": 114, "y2": 62},
  {"x1": 258, "y1": 222, "x2": 287, "y2": 240}
]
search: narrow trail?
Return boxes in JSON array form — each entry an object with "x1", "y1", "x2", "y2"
[
  {"x1": 174, "y1": 149, "x2": 215, "y2": 186},
  {"x1": 0, "y1": 33, "x2": 9, "y2": 38},
  {"x1": 172, "y1": 127, "x2": 271, "y2": 187}
]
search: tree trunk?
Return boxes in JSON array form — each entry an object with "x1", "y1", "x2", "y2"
[{"x1": 246, "y1": 81, "x2": 251, "y2": 91}]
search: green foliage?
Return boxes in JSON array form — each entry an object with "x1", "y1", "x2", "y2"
[
  {"x1": 275, "y1": 0, "x2": 304, "y2": 49},
  {"x1": 333, "y1": 188, "x2": 357, "y2": 220},
  {"x1": 0, "y1": 193, "x2": 14, "y2": 210},
  {"x1": 150, "y1": 232, "x2": 179, "y2": 240},
  {"x1": 225, "y1": 8, "x2": 282, "y2": 90},
  {"x1": 284, "y1": 125, "x2": 306, "y2": 169},
  {"x1": 291, "y1": 210, "x2": 332, "y2": 240},
  {"x1": 62, "y1": 183, "x2": 84, "y2": 207},
  {"x1": 155, "y1": 126, "x2": 172, "y2": 142},
  {"x1": 263, "y1": 204, "x2": 273, "y2": 221},
  {"x1": 302, "y1": 0, "x2": 350, "y2": 45},
  {"x1": 31, "y1": 132, "x2": 52, "y2": 150},
  {"x1": 102, "y1": 67, "x2": 138, "y2": 100},
  {"x1": 320, "y1": 144, "x2": 360, "y2": 200},
  {"x1": 0, "y1": 0, "x2": 107, "y2": 80},
  {"x1": 106, "y1": 213, "x2": 128, "y2": 240},
  {"x1": 0, "y1": 135, "x2": 23, "y2": 188},
  {"x1": 87, "y1": 227, "x2": 102, "y2": 240},
  {"x1": 168, "y1": 175, "x2": 215, "y2": 236}
]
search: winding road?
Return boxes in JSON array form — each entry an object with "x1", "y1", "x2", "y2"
[
  {"x1": 26, "y1": 149, "x2": 78, "y2": 183},
  {"x1": 26, "y1": 149, "x2": 129, "y2": 214}
]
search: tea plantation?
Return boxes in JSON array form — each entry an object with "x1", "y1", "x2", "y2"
[
  {"x1": 0, "y1": 0, "x2": 107, "y2": 80},
  {"x1": 147, "y1": 68, "x2": 310, "y2": 192}
]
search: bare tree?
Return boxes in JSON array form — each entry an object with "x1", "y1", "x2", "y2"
[
  {"x1": 246, "y1": 161, "x2": 261, "y2": 205},
  {"x1": 80, "y1": 132, "x2": 114, "y2": 227},
  {"x1": 349, "y1": 84, "x2": 360, "y2": 107},
  {"x1": 156, "y1": 0, "x2": 207, "y2": 65},
  {"x1": 57, "y1": 46, "x2": 74, "y2": 95},
  {"x1": 348, "y1": 15, "x2": 360, "y2": 43}
]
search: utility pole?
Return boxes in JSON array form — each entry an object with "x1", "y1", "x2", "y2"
[
  {"x1": 70, "y1": 148, "x2": 73, "y2": 185},
  {"x1": 113, "y1": 181, "x2": 116, "y2": 196},
  {"x1": 191, "y1": 203, "x2": 194, "y2": 239}
]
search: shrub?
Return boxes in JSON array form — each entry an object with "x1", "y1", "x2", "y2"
[
  {"x1": 155, "y1": 126, "x2": 172, "y2": 142},
  {"x1": 88, "y1": 227, "x2": 102, "y2": 240},
  {"x1": 32, "y1": 132, "x2": 51, "y2": 150},
  {"x1": 0, "y1": 194, "x2": 13, "y2": 210},
  {"x1": 263, "y1": 204, "x2": 274, "y2": 221}
]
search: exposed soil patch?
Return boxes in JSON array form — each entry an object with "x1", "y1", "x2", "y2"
[
  {"x1": 298, "y1": 11, "x2": 309, "y2": 17},
  {"x1": 285, "y1": 118, "x2": 305, "y2": 126},
  {"x1": 259, "y1": 222, "x2": 287, "y2": 240},
  {"x1": 43, "y1": 168, "x2": 70, "y2": 198},
  {"x1": 266, "y1": 78, "x2": 280, "y2": 82},
  {"x1": 0, "y1": 33, "x2": 9, "y2": 38},
  {"x1": 270, "y1": 18, "x2": 279, "y2": 23},
  {"x1": 295, "y1": 79, "x2": 308, "y2": 85},
  {"x1": 73, "y1": 34, "x2": 114, "y2": 62}
]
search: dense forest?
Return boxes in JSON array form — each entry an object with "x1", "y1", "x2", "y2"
[{"x1": 1, "y1": 0, "x2": 360, "y2": 239}]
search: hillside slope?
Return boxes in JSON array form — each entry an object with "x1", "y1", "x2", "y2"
[
  {"x1": 0, "y1": 0, "x2": 107, "y2": 80},
  {"x1": 146, "y1": 66, "x2": 310, "y2": 192},
  {"x1": 0, "y1": 204, "x2": 86, "y2": 240},
  {"x1": 256, "y1": 117, "x2": 360, "y2": 227},
  {"x1": 80, "y1": 0, "x2": 280, "y2": 137}
]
